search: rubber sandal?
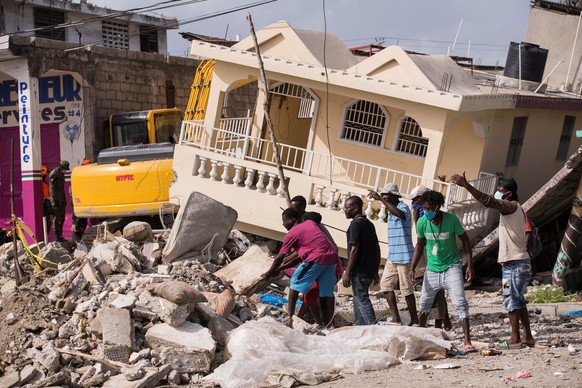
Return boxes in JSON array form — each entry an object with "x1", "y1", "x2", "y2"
[
  {"x1": 464, "y1": 344, "x2": 477, "y2": 353},
  {"x1": 499, "y1": 340, "x2": 524, "y2": 350}
]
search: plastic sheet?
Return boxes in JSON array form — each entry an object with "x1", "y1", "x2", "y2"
[{"x1": 205, "y1": 317, "x2": 454, "y2": 387}]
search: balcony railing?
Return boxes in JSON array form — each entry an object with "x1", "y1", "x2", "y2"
[{"x1": 178, "y1": 120, "x2": 498, "y2": 207}]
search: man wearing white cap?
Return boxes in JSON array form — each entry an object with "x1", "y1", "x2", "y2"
[{"x1": 369, "y1": 183, "x2": 419, "y2": 325}]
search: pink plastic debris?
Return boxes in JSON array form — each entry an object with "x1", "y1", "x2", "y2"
[{"x1": 515, "y1": 370, "x2": 532, "y2": 379}]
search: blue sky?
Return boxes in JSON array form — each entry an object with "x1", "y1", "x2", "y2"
[{"x1": 90, "y1": 0, "x2": 532, "y2": 66}]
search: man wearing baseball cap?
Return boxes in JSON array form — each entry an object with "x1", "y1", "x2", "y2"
[{"x1": 369, "y1": 183, "x2": 419, "y2": 325}]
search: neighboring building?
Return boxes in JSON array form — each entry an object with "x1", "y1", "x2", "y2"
[
  {"x1": 525, "y1": 0, "x2": 582, "y2": 92},
  {"x1": 0, "y1": 0, "x2": 197, "y2": 240},
  {"x1": 170, "y1": 20, "x2": 582, "y2": 258}
]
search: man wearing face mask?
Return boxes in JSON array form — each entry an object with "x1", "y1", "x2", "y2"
[
  {"x1": 408, "y1": 190, "x2": 475, "y2": 352},
  {"x1": 451, "y1": 173, "x2": 535, "y2": 348}
]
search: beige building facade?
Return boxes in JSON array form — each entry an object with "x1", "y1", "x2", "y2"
[{"x1": 171, "y1": 21, "x2": 582, "y2": 258}]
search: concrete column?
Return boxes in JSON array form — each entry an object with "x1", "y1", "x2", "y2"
[
  {"x1": 420, "y1": 128, "x2": 444, "y2": 183},
  {"x1": 18, "y1": 76, "x2": 44, "y2": 240}
]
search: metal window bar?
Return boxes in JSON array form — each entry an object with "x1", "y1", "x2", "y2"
[
  {"x1": 397, "y1": 117, "x2": 428, "y2": 157},
  {"x1": 341, "y1": 100, "x2": 386, "y2": 146},
  {"x1": 179, "y1": 121, "x2": 498, "y2": 205}
]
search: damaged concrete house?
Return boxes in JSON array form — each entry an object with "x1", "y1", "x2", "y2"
[
  {"x1": 0, "y1": 0, "x2": 197, "y2": 241},
  {"x1": 170, "y1": 13, "x2": 582, "y2": 263}
]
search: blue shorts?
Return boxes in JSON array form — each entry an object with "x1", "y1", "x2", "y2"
[
  {"x1": 290, "y1": 261, "x2": 337, "y2": 297},
  {"x1": 502, "y1": 260, "x2": 531, "y2": 312}
]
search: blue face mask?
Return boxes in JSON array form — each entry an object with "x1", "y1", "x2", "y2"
[
  {"x1": 424, "y1": 210, "x2": 437, "y2": 221},
  {"x1": 494, "y1": 191, "x2": 505, "y2": 200}
]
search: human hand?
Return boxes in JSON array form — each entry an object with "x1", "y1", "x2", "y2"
[
  {"x1": 451, "y1": 172, "x2": 468, "y2": 188},
  {"x1": 373, "y1": 272, "x2": 380, "y2": 285},
  {"x1": 341, "y1": 271, "x2": 351, "y2": 288},
  {"x1": 465, "y1": 264, "x2": 473, "y2": 283},
  {"x1": 408, "y1": 269, "x2": 416, "y2": 284},
  {"x1": 368, "y1": 190, "x2": 381, "y2": 201}
]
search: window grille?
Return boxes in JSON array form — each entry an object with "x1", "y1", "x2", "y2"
[
  {"x1": 556, "y1": 115, "x2": 575, "y2": 161},
  {"x1": 505, "y1": 116, "x2": 528, "y2": 167},
  {"x1": 270, "y1": 83, "x2": 315, "y2": 119},
  {"x1": 340, "y1": 100, "x2": 387, "y2": 147},
  {"x1": 102, "y1": 20, "x2": 129, "y2": 50},
  {"x1": 396, "y1": 116, "x2": 428, "y2": 157},
  {"x1": 34, "y1": 8, "x2": 65, "y2": 41}
]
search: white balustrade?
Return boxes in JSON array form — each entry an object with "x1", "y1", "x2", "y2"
[
  {"x1": 256, "y1": 171, "x2": 266, "y2": 192},
  {"x1": 197, "y1": 157, "x2": 207, "y2": 177},
  {"x1": 378, "y1": 204, "x2": 387, "y2": 222},
  {"x1": 327, "y1": 188, "x2": 338, "y2": 209},
  {"x1": 245, "y1": 169, "x2": 255, "y2": 189},
  {"x1": 209, "y1": 160, "x2": 219, "y2": 181},
  {"x1": 365, "y1": 200, "x2": 374, "y2": 220},
  {"x1": 315, "y1": 185, "x2": 325, "y2": 206},
  {"x1": 340, "y1": 191, "x2": 350, "y2": 211},
  {"x1": 220, "y1": 162, "x2": 230, "y2": 184},
  {"x1": 233, "y1": 166, "x2": 243, "y2": 186},
  {"x1": 267, "y1": 173, "x2": 277, "y2": 195}
]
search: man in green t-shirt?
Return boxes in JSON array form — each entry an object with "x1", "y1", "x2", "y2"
[{"x1": 408, "y1": 190, "x2": 475, "y2": 352}]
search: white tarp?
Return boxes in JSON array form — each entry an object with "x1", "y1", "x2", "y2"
[{"x1": 206, "y1": 317, "x2": 454, "y2": 388}]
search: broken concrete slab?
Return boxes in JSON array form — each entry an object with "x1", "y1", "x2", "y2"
[
  {"x1": 97, "y1": 308, "x2": 135, "y2": 363},
  {"x1": 214, "y1": 244, "x2": 274, "y2": 296},
  {"x1": 102, "y1": 365, "x2": 171, "y2": 388},
  {"x1": 162, "y1": 191, "x2": 237, "y2": 263},
  {"x1": 137, "y1": 290, "x2": 190, "y2": 326},
  {"x1": 0, "y1": 370, "x2": 19, "y2": 388},
  {"x1": 109, "y1": 294, "x2": 137, "y2": 309},
  {"x1": 145, "y1": 322, "x2": 215, "y2": 373}
]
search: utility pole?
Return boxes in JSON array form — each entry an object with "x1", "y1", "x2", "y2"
[{"x1": 246, "y1": 13, "x2": 291, "y2": 207}]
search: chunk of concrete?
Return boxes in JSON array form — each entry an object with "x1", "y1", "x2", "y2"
[
  {"x1": 214, "y1": 244, "x2": 275, "y2": 296},
  {"x1": 38, "y1": 342, "x2": 61, "y2": 373},
  {"x1": 19, "y1": 364, "x2": 40, "y2": 385},
  {"x1": 0, "y1": 370, "x2": 20, "y2": 388},
  {"x1": 97, "y1": 308, "x2": 135, "y2": 363},
  {"x1": 145, "y1": 322, "x2": 215, "y2": 373},
  {"x1": 137, "y1": 291, "x2": 189, "y2": 326},
  {"x1": 102, "y1": 365, "x2": 170, "y2": 388},
  {"x1": 109, "y1": 294, "x2": 137, "y2": 309},
  {"x1": 162, "y1": 191, "x2": 237, "y2": 263},
  {"x1": 123, "y1": 221, "x2": 152, "y2": 242}
]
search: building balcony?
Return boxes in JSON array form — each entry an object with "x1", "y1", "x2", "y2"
[{"x1": 171, "y1": 119, "x2": 498, "y2": 258}]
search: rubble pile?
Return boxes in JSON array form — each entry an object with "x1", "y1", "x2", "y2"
[{"x1": 0, "y1": 194, "x2": 463, "y2": 387}]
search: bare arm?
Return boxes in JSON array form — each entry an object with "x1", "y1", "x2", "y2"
[
  {"x1": 368, "y1": 190, "x2": 405, "y2": 218},
  {"x1": 451, "y1": 172, "x2": 517, "y2": 216},
  {"x1": 458, "y1": 232, "x2": 473, "y2": 283},
  {"x1": 342, "y1": 243, "x2": 359, "y2": 287},
  {"x1": 409, "y1": 237, "x2": 426, "y2": 283},
  {"x1": 262, "y1": 253, "x2": 285, "y2": 279}
]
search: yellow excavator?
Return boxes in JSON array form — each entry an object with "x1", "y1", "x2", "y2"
[{"x1": 71, "y1": 60, "x2": 216, "y2": 220}]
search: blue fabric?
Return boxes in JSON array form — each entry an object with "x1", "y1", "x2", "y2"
[
  {"x1": 351, "y1": 273, "x2": 376, "y2": 325},
  {"x1": 290, "y1": 262, "x2": 337, "y2": 297},
  {"x1": 387, "y1": 201, "x2": 414, "y2": 264},
  {"x1": 502, "y1": 260, "x2": 531, "y2": 312}
]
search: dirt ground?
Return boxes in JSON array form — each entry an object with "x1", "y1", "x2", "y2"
[{"x1": 322, "y1": 292, "x2": 582, "y2": 388}]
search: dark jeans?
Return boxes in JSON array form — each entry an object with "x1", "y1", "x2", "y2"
[{"x1": 351, "y1": 273, "x2": 376, "y2": 325}]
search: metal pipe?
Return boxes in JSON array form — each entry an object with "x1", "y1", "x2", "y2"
[
  {"x1": 534, "y1": 60, "x2": 565, "y2": 93},
  {"x1": 565, "y1": 11, "x2": 582, "y2": 91}
]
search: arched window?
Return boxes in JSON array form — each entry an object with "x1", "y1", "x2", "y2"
[
  {"x1": 340, "y1": 100, "x2": 388, "y2": 147},
  {"x1": 396, "y1": 116, "x2": 428, "y2": 157}
]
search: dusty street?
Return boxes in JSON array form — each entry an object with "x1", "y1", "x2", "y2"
[{"x1": 324, "y1": 291, "x2": 582, "y2": 388}]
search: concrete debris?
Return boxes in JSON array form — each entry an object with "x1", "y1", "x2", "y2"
[
  {"x1": 162, "y1": 191, "x2": 237, "y2": 263},
  {"x1": 2, "y1": 196, "x2": 573, "y2": 388},
  {"x1": 145, "y1": 322, "x2": 215, "y2": 373}
]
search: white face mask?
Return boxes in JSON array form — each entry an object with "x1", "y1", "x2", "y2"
[{"x1": 494, "y1": 191, "x2": 505, "y2": 200}]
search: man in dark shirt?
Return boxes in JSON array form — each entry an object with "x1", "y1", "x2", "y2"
[{"x1": 342, "y1": 195, "x2": 380, "y2": 325}]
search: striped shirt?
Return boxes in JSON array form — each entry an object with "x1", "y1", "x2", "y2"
[{"x1": 387, "y1": 201, "x2": 414, "y2": 264}]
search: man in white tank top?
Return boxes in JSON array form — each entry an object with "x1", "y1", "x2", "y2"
[{"x1": 451, "y1": 173, "x2": 535, "y2": 348}]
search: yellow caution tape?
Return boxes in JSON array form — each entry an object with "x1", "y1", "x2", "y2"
[{"x1": 12, "y1": 216, "x2": 58, "y2": 272}]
